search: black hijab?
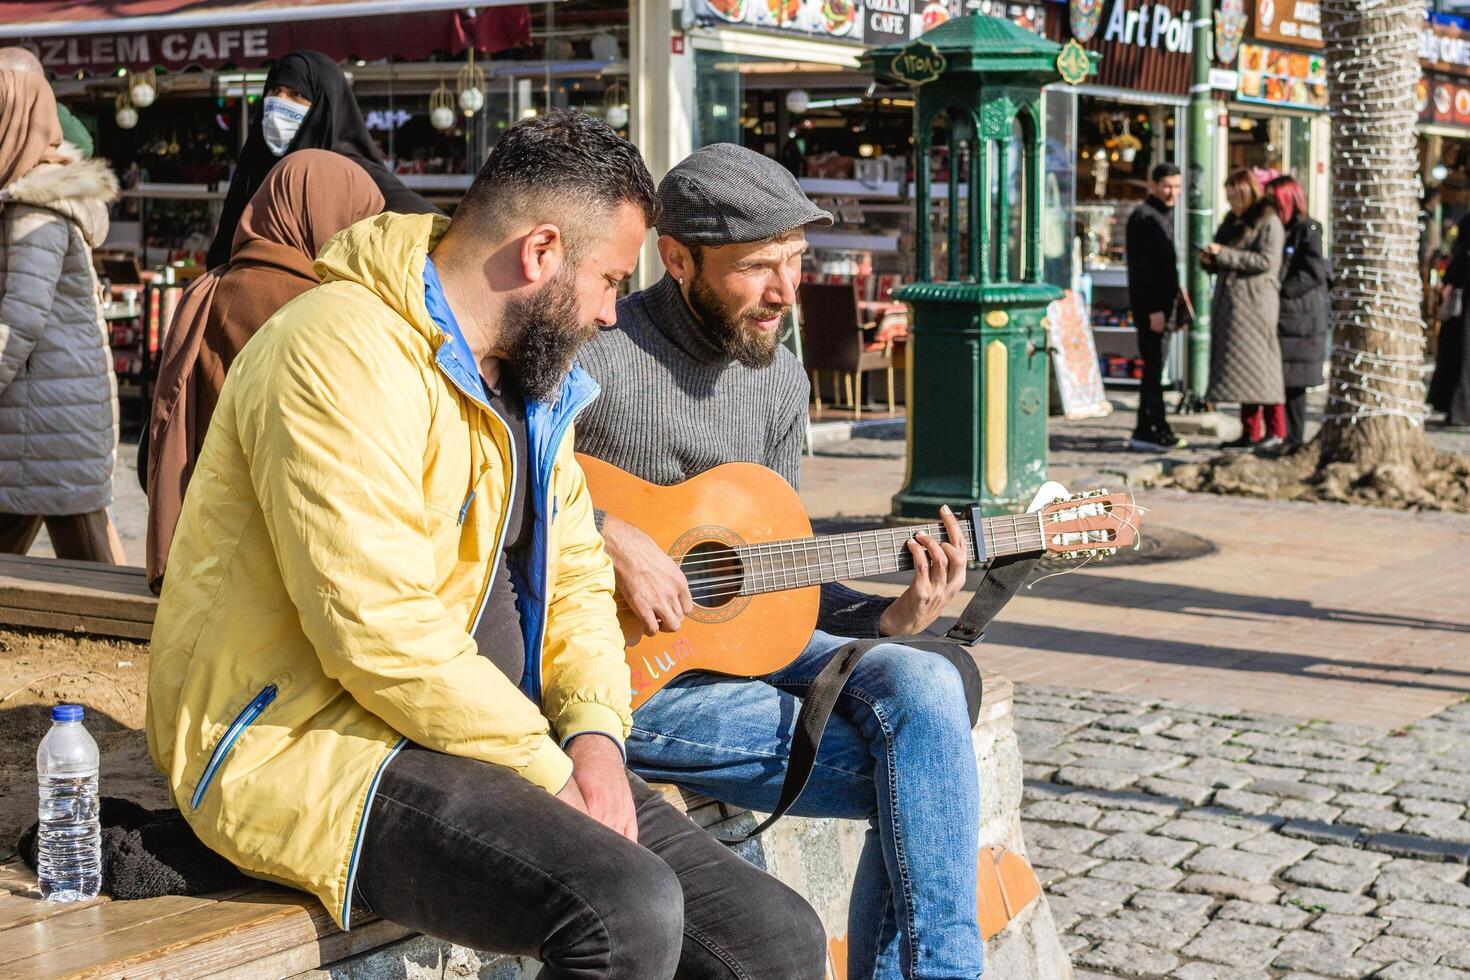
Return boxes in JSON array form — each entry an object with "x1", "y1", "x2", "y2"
[{"x1": 206, "y1": 51, "x2": 437, "y2": 268}]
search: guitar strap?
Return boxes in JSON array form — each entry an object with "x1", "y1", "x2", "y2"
[{"x1": 717, "y1": 552, "x2": 1039, "y2": 844}]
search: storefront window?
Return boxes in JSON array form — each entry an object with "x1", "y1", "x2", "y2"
[{"x1": 1043, "y1": 86, "x2": 1077, "y2": 288}]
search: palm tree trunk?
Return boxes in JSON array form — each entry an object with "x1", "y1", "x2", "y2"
[{"x1": 1318, "y1": 0, "x2": 1429, "y2": 467}]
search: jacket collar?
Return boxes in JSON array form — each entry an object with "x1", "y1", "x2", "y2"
[{"x1": 1, "y1": 152, "x2": 118, "y2": 248}]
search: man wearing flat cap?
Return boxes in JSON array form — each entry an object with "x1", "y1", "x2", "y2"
[{"x1": 576, "y1": 144, "x2": 984, "y2": 979}]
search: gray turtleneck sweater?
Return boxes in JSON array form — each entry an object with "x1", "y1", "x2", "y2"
[{"x1": 575, "y1": 274, "x2": 890, "y2": 639}]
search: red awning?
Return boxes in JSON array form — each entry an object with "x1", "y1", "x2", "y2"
[{"x1": 0, "y1": 1, "x2": 532, "y2": 72}]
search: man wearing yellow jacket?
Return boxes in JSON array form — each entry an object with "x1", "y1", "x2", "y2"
[{"x1": 147, "y1": 111, "x2": 825, "y2": 978}]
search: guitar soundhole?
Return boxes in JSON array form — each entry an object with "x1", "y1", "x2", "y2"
[{"x1": 681, "y1": 542, "x2": 745, "y2": 608}]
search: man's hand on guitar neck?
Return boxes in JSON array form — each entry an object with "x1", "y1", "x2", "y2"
[
  {"x1": 877, "y1": 505, "x2": 969, "y2": 637},
  {"x1": 557, "y1": 734, "x2": 639, "y2": 841},
  {"x1": 600, "y1": 513, "x2": 693, "y2": 636}
]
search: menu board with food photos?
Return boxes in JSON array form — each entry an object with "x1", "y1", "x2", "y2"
[
  {"x1": 1420, "y1": 73, "x2": 1470, "y2": 128},
  {"x1": 1236, "y1": 42, "x2": 1327, "y2": 110},
  {"x1": 694, "y1": 0, "x2": 966, "y2": 44}
]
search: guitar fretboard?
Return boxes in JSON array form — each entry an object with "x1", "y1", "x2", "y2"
[{"x1": 725, "y1": 513, "x2": 1045, "y2": 597}]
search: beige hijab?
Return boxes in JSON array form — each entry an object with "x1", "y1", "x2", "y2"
[{"x1": 0, "y1": 69, "x2": 66, "y2": 190}]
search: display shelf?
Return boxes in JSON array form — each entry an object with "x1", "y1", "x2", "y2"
[
  {"x1": 1101, "y1": 376, "x2": 1141, "y2": 386},
  {"x1": 1085, "y1": 265, "x2": 1129, "y2": 288}
]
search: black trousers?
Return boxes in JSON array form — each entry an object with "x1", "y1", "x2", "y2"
[
  {"x1": 352, "y1": 744, "x2": 828, "y2": 980},
  {"x1": 1284, "y1": 387, "x2": 1308, "y2": 444},
  {"x1": 1133, "y1": 320, "x2": 1171, "y2": 439}
]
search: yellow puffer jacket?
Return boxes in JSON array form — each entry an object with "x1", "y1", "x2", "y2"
[{"x1": 146, "y1": 212, "x2": 631, "y2": 928}]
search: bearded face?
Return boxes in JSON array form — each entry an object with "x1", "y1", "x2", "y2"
[
  {"x1": 685, "y1": 269, "x2": 786, "y2": 369},
  {"x1": 503, "y1": 265, "x2": 599, "y2": 402}
]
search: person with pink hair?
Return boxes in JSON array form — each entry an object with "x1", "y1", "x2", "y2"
[{"x1": 1265, "y1": 175, "x2": 1329, "y2": 449}]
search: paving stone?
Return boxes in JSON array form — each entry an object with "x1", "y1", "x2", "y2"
[
  {"x1": 1075, "y1": 940, "x2": 1181, "y2": 977},
  {"x1": 1044, "y1": 885, "x2": 1127, "y2": 919},
  {"x1": 1188, "y1": 806, "x2": 1286, "y2": 833},
  {"x1": 1184, "y1": 846, "x2": 1295, "y2": 883},
  {"x1": 1064, "y1": 741, "x2": 1191, "y2": 775},
  {"x1": 1238, "y1": 833, "x2": 1317, "y2": 862},
  {"x1": 1268, "y1": 951, "x2": 1383, "y2": 978},
  {"x1": 1026, "y1": 747, "x2": 1079, "y2": 767},
  {"x1": 1378, "y1": 858, "x2": 1468, "y2": 883},
  {"x1": 1280, "y1": 886, "x2": 1378, "y2": 915},
  {"x1": 1060, "y1": 932, "x2": 1089, "y2": 956},
  {"x1": 1303, "y1": 772, "x2": 1401, "y2": 794},
  {"x1": 1021, "y1": 763, "x2": 1059, "y2": 783},
  {"x1": 1374, "y1": 965, "x2": 1470, "y2": 980},
  {"x1": 1074, "y1": 907, "x2": 1205, "y2": 951},
  {"x1": 1366, "y1": 832, "x2": 1470, "y2": 864},
  {"x1": 1411, "y1": 769, "x2": 1470, "y2": 793},
  {"x1": 1032, "y1": 862, "x2": 1072, "y2": 887},
  {"x1": 1247, "y1": 779, "x2": 1339, "y2": 803},
  {"x1": 1068, "y1": 789, "x2": 1182, "y2": 816},
  {"x1": 1217, "y1": 898, "x2": 1311, "y2": 929},
  {"x1": 1179, "y1": 919, "x2": 1284, "y2": 969},
  {"x1": 1157, "y1": 722, "x2": 1233, "y2": 743},
  {"x1": 1171, "y1": 963, "x2": 1273, "y2": 980},
  {"x1": 1281, "y1": 819, "x2": 1366, "y2": 847},
  {"x1": 1375, "y1": 898, "x2": 1470, "y2": 929},
  {"x1": 1013, "y1": 703, "x2": 1103, "y2": 728},
  {"x1": 1023, "y1": 798, "x2": 1103, "y2": 827},
  {"x1": 1155, "y1": 817, "x2": 1259, "y2": 847},
  {"x1": 1070, "y1": 728, "x2": 1139, "y2": 745},
  {"x1": 1015, "y1": 719, "x2": 1078, "y2": 753},
  {"x1": 1025, "y1": 823, "x2": 1106, "y2": 854},
  {"x1": 1281, "y1": 859, "x2": 1379, "y2": 894},
  {"x1": 1273, "y1": 799, "x2": 1345, "y2": 823},
  {"x1": 1275, "y1": 974, "x2": 1337, "y2": 980},
  {"x1": 1221, "y1": 716, "x2": 1299, "y2": 736},
  {"x1": 1333, "y1": 792, "x2": 1396, "y2": 811},
  {"x1": 1096, "y1": 711, "x2": 1174, "y2": 736},
  {"x1": 1178, "y1": 874, "x2": 1279, "y2": 904},
  {"x1": 1306, "y1": 721, "x2": 1382, "y2": 743},
  {"x1": 1311, "y1": 844, "x2": 1392, "y2": 868},
  {"x1": 1308, "y1": 914, "x2": 1387, "y2": 941},
  {"x1": 1136, "y1": 777, "x2": 1216, "y2": 806},
  {"x1": 1091, "y1": 831, "x2": 1199, "y2": 867},
  {"x1": 1445, "y1": 948, "x2": 1470, "y2": 970},
  {"x1": 1123, "y1": 886, "x2": 1218, "y2": 916},
  {"x1": 1403, "y1": 817, "x2": 1470, "y2": 843},
  {"x1": 1025, "y1": 846, "x2": 1102, "y2": 876},
  {"x1": 1396, "y1": 782, "x2": 1470, "y2": 804},
  {"x1": 1357, "y1": 935, "x2": 1441, "y2": 965},
  {"x1": 1022, "y1": 780, "x2": 1073, "y2": 802},
  {"x1": 1399, "y1": 798, "x2": 1467, "y2": 821},
  {"x1": 1213, "y1": 788, "x2": 1279, "y2": 815},
  {"x1": 1088, "y1": 859, "x2": 1185, "y2": 890},
  {"x1": 1247, "y1": 751, "x2": 1372, "y2": 775},
  {"x1": 1167, "y1": 763, "x2": 1256, "y2": 790},
  {"x1": 1045, "y1": 895, "x2": 1086, "y2": 928},
  {"x1": 1382, "y1": 917, "x2": 1470, "y2": 956},
  {"x1": 1234, "y1": 731, "x2": 1368, "y2": 760},
  {"x1": 1373, "y1": 870, "x2": 1470, "y2": 908},
  {"x1": 1094, "y1": 809, "x2": 1170, "y2": 833},
  {"x1": 1055, "y1": 765, "x2": 1139, "y2": 791},
  {"x1": 1337, "y1": 807, "x2": 1409, "y2": 832},
  {"x1": 1274, "y1": 930, "x2": 1369, "y2": 961}
]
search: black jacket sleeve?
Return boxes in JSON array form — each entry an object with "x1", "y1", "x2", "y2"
[
  {"x1": 1126, "y1": 207, "x2": 1179, "y2": 318},
  {"x1": 1281, "y1": 221, "x2": 1330, "y2": 300}
]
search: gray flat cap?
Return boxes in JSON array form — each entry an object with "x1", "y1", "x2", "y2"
[{"x1": 656, "y1": 143, "x2": 833, "y2": 246}]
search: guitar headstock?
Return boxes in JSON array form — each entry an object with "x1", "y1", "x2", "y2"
[{"x1": 1035, "y1": 489, "x2": 1140, "y2": 560}]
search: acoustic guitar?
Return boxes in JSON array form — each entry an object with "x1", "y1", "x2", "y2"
[{"x1": 577, "y1": 454, "x2": 1141, "y2": 707}]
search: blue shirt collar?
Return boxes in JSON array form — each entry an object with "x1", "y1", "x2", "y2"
[{"x1": 422, "y1": 256, "x2": 488, "y2": 405}]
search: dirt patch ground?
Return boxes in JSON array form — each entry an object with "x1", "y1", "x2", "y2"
[
  {"x1": 1162, "y1": 443, "x2": 1470, "y2": 511},
  {"x1": 0, "y1": 627, "x2": 166, "y2": 856}
]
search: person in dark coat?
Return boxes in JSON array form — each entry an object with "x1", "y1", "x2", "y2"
[
  {"x1": 1125, "y1": 163, "x2": 1187, "y2": 451},
  {"x1": 206, "y1": 51, "x2": 437, "y2": 268},
  {"x1": 1202, "y1": 168, "x2": 1287, "y2": 452},
  {"x1": 1430, "y1": 213, "x2": 1470, "y2": 428},
  {"x1": 1266, "y1": 175, "x2": 1330, "y2": 448}
]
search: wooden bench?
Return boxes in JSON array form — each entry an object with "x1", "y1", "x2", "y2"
[{"x1": 0, "y1": 554, "x2": 1073, "y2": 978}]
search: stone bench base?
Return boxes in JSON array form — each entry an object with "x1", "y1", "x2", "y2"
[{"x1": 294, "y1": 672, "x2": 1071, "y2": 979}]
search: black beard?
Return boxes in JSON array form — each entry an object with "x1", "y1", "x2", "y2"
[
  {"x1": 504, "y1": 269, "x2": 592, "y2": 402},
  {"x1": 685, "y1": 273, "x2": 785, "y2": 369}
]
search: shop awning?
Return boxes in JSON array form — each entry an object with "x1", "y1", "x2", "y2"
[{"x1": 0, "y1": 1, "x2": 533, "y2": 71}]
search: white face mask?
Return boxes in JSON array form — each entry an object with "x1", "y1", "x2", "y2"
[{"x1": 261, "y1": 95, "x2": 308, "y2": 156}]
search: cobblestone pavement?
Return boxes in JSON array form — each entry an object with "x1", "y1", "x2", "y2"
[{"x1": 1015, "y1": 682, "x2": 1470, "y2": 980}]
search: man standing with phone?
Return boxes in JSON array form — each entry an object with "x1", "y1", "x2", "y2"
[{"x1": 1125, "y1": 163, "x2": 1189, "y2": 451}]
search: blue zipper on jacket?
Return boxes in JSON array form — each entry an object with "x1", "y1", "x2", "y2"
[{"x1": 191, "y1": 685, "x2": 277, "y2": 809}]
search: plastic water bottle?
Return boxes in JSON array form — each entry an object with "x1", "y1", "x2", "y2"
[{"x1": 36, "y1": 704, "x2": 101, "y2": 902}]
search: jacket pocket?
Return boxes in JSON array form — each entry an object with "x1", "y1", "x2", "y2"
[{"x1": 191, "y1": 684, "x2": 278, "y2": 809}]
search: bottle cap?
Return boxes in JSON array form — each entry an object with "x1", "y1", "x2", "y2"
[{"x1": 51, "y1": 704, "x2": 84, "y2": 723}]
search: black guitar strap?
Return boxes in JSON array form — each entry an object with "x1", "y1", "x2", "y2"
[{"x1": 716, "y1": 551, "x2": 1039, "y2": 844}]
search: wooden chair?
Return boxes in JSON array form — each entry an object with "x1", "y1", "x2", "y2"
[{"x1": 798, "y1": 282, "x2": 896, "y2": 418}]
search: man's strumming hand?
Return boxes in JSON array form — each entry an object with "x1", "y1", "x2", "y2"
[
  {"x1": 563, "y1": 734, "x2": 638, "y2": 841},
  {"x1": 600, "y1": 513, "x2": 692, "y2": 636},
  {"x1": 878, "y1": 505, "x2": 969, "y2": 637}
]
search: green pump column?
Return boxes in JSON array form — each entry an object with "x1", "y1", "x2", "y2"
[
  {"x1": 863, "y1": 17, "x2": 1095, "y2": 518},
  {"x1": 1185, "y1": 0, "x2": 1216, "y2": 401}
]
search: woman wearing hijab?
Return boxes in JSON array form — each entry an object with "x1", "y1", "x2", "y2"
[
  {"x1": 1201, "y1": 168, "x2": 1287, "y2": 453},
  {"x1": 0, "y1": 69, "x2": 124, "y2": 563},
  {"x1": 206, "y1": 50, "x2": 433, "y2": 268},
  {"x1": 1431, "y1": 213, "x2": 1470, "y2": 429},
  {"x1": 1266, "y1": 175, "x2": 1330, "y2": 449},
  {"x1": 147, "y1": 149, "x2": 384, "y2": 592}
]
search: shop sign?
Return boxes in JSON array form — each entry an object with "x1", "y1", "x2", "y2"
[
  {"x1": 1045, "y1": 0, "x2": 1193, "y2": 95},
  {"x1": 885, "y1": 39, "x2": 947, "y2": 85},
  {"x1": 15, "y1": 9, "x2": 529, "y2": 73},
  {"x1": 1210, "y1": 66, "x2": 1240, "y2": 90},
  {"x1": 1421, "y1": 73, "x2": 1470, "y2": 128},
  {"x1": 1252, "y1": 0, "x2": 1322, "y2": 49},
  {"x1": 1216, "y1": 0, "x2": 1248, "y2": 64},
  {"x1": 696, "y1": 0, "x2": 872, "y2": 42},
  {"x1": 1423, "y1": 13, "x2": 1470, "y2": 77},
  {"x1": 1236, "y1": 41, "x2": 1327, "y2": 109}
]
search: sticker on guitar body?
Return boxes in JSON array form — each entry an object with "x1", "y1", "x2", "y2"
[{"x1": 630, "y1": 637, "x2": 699, "y2": 698}]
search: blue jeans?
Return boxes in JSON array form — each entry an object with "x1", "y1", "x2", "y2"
[{"x1": 627, "y1": 630, "x2": 983, "y2": 980}]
